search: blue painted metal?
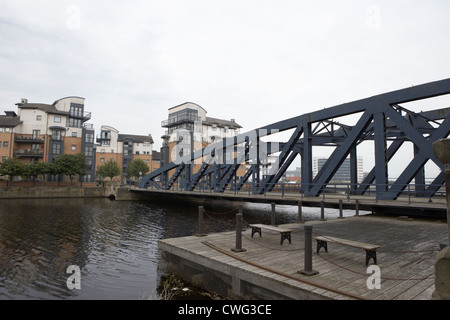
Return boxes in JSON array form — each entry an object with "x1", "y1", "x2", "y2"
[{"x1": 139, "y1": 78, "x2": 450, "y2": 203}]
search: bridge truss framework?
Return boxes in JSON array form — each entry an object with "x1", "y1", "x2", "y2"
[{"x1": 139, "y1": 78, "x2": 450, "y2": 201}]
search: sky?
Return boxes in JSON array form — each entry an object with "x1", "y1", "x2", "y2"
[{"x1": 1, "y1": 0, "x2": 450, "y2": 176}]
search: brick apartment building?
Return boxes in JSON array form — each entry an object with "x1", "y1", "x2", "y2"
[
  {"x1": 0, "y1": 97, "x2": 96, "y2": 182},
  {"x1": 96, "y1": 125, "x2": 158, "y2": 179}
]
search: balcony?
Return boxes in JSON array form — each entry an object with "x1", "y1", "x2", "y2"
[
  {"x1": 70, "y1": 111, "x2": 92, "y2": 122},
  {"x1": 14, "y1": 135, "x2": 45, "y2": 144},
  {"x1": 161, "y1": 115, "x2": 201, "y2": 128},
  {"x1": 14, "y1": 149, "x2": 44, "y2": 158},
  {"x1": 96, "y1": 134, "x2": 111, "y2": 145}
]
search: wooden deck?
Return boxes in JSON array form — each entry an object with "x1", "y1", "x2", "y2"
[{"x1": 159, "y1": 215, "x2": 448, "y2": 300}]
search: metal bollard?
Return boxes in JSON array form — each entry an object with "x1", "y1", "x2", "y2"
[
  {"x1": 320, "y1": 200, "x2": 326, "y2": 221},
  {"x1": 355, "y1": 199, "x2": 360, "y2": 216},
  {"x1": 298, "y1": 201, "x2": 304, "y2": 224},
  {"x1": 339, "y1": 199, "x2": 344, "y2": 219},
  {"x1": 196, "y1": 206, "x2": 207, "y2": 237},
  {"x1": 231, "y1": 210, "x2": 246, "y2": 252},
  {"x1": 298, "y1": 225, "x2": 319, "y2": 276},
  {"x1": 271, "y1": 202, "x2": 276, "y2": 226}
]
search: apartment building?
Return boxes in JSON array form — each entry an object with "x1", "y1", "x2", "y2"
[
  {"x1": 0, "y1": 97, "x2": 96, "y2": 182},
  {"x1": 313, "y1": 156, "x2": 364, "y2": 183},
  {"x1": 160, "y1": 102, "x2": 244, "y2": 183},
  {"x1": 96, "y1": 125, "x2": 155, "y2": 179}
]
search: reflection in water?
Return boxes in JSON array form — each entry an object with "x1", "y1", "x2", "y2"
[{"x1": 0, "y1": 196, "x2": 353, "y2": 300}]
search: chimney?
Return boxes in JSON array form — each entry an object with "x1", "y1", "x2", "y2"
[{"x1": 21, "y1": 98, "x2": 28, "y2": 104}]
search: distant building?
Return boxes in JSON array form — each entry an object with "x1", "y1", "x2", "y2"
[
  {"x1": 0, "y1": 97, "x2": 96, "y2": 182},
  {"x1": 285, "y1": 167, "x2": 301, "y2": 183},
  {"x1": 313, "y1": 156, "x2": 363, "y2": 183},
  {"x1": 160, "y1": 102, "x2": 245, "y2": 183},
  {"x1": 96, "y1": 125, "x2": 155, "y2": 179}
]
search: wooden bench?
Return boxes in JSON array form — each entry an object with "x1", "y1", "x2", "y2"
[
  {"x1": 315, "y1": 236, "x2": 380, "y2": 266},
  {"x1": 249, "y1": 224, "x2": 293, "y2": 245}
]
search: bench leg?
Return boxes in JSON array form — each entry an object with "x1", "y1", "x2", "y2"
[
  {"x1": 251, "y1": 227, "x2": 261, "y2": 238},
  {"x1": 280, "y1": 232, "x2": 291, "y2": 245},
  {"x1": 366, "y1": 250, "x2": 377, "y2": 266},
  {"x1": 316, "y1": 240, "x2": 328, "y2": 253}
]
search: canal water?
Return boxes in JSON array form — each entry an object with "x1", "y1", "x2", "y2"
[{"x1": 0, "y1": 196, "x2": 364, "y2": 300}]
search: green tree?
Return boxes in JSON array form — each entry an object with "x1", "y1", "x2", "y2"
[
  {"x1": 29, "y1": 161, "x2": 52, "y2": 183},
  {"x1": 96, "y1": 159, "x2": 121, "y2": 181},
  {"x1": 53, "y1": 153, "x2": 87, "y2": 183},
  {"x1": 126, "y1": 159, "x2": 149, "y2": 179},
  {"x1": 0, "y1": 157, "x2": 27, "y2": 182}
]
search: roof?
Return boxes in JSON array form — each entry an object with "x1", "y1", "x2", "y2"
[
  {"x1": 152, "y1": 150, "x2": 161, "y2": 161},
  {"x1": 17, "y1": 103, "x2": 69, "y2": 116},
  {"x1": 118, "y1": 134, "x2": 154, "y2": 144},
  {"x1": 169, "y1": 102, "x2": 207, "y2": 114},
  {"x1": 0, "y1": 112, "x2": 22, "y2": 127},
  {"x1": 204, "y1": 117, "x2": 242, "y2": 129}
]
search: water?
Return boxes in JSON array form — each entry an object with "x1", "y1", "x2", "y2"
[{"x1": 0, "y1": 196, "x2": 365, "y2": 300}]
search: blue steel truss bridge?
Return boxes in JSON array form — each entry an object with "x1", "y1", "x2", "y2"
[{"x1": 136, "y1": 78, "x2": 450, "y2": 217}]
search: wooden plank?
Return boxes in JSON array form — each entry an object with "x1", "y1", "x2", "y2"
[
  {"x1": 249, "y1": 224, "x2": 293, "y2": 233},
  {"x1": 315, "y1": 236, "x2": 380, "y2": 251}
]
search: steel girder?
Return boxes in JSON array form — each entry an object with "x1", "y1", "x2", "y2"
[{"x1": 139, "y1": 78, "x2": 450, "y2": 200}]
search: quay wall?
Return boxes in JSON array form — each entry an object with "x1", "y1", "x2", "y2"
[
  {"x1": 159, "y1": 240, "x2": 332, "y2": 300},
  {"x1": 0, "y1": 185, "x2": 146, "y2": 200},
  {"x1": 0, "y1": 186, "x2": 106, "y2": 199}
]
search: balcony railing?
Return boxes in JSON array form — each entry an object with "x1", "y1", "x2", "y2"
[
  {"x1": 14, "y1": 149, "x2": 44, "y2": 157},
  {"x1": 161, "y1": 115, "x2": 201, "y2": 127},
  {"x1": 14, "y1": 135, "x2": 45, "y2": 143},
  {"x1": 70, "y1": 111, "x2": 92, "y2": 122}
]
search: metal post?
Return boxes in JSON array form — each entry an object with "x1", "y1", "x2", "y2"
[
  {"x1": 339, "y1": 199, "x2": 344, "y2": 219},
  {"x1": 320, "y1": 200, "x2": 326, "y2": 221},
  {"x1": 299, "y1": 225, "x2": 319, "y2": 276},
  {"x1": 297, "y1": 200, "x2": 304, "y2": 223},
  {"x1": 196, "y1": 206, "x2": 206, "y2": 237},
  {"x1": 271, "y1": 202, "x2": 276, "y2": 226},
  {"x1": 232, "y1": 209, "x2": 246, "y2": 252},
  {"x1": 355, "y1": 199, "x2": 360, "y2": 217}
]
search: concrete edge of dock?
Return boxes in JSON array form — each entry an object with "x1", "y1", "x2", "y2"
[{"x1": 158, "y1": 233, "x2": 358, "y2": 300}]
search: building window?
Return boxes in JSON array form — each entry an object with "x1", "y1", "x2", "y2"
[
  {"x1": 32, "y1": 130, "x2": 40, "y2": 139},
  {"x1": 69, "y1": 118, "x2": 82, "y2": 128},
  {"x1": 72, "y1": 132, "x2": 77, "y2": 137},
  {"x1": 3, "y1": 141, "x2": 8, "y2": 147},
  {"x1": 5, "y1": 128, "x2": 10, "y2": 132},
  {"x1": 54, "y1": 116, "x2": 61, "y2": 123},
  {"x1": 84, "y1": 146, "x2": 93, "y2": 157},
  {"x1": 100, "y1": 158, "x2": 105, "y2": 163},
  {"x1": 36, "y1": 115, "x2": 42, "y2": 121},
  {"x1": 31, "y1": 144, "x2": 39, "y2": 151},
  {"x1": 85, "y1": 132, "x2": 94, "y2": 144},
  {"x1": 2, "y1": 156, "x2": 7, "y2": 162},
  {"x1": 52, "y1": 130, "x2": 62, "y2": 141},
  {"x1": 71, "y1": 145, "x2": 77, "y2": 151},
  {"x1": 53, "y1": 144, "x2": 61, "y2": 155},
  {"x1": 0, "y1": 128, "x2": 3, "y2": 132},
  {"x1": 70, "y1": 104, "x2": 83, "y2": 118}
]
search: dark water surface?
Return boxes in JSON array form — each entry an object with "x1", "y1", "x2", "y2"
[{"x1": 1, "y1": 196, "x2": 324, "y2": 300}]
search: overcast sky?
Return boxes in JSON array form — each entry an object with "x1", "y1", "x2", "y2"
[{"x1": 1, "y1": 1, "x2": 450, "y2": 175}]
